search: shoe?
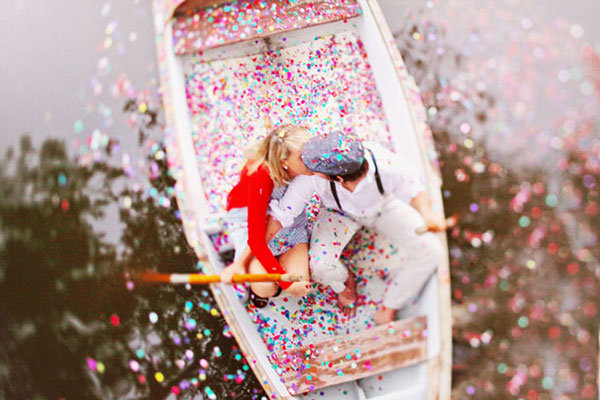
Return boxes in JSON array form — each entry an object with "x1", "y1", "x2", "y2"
[{"x1": 248, "y1": 286, "x2": 282, "y2": 308}]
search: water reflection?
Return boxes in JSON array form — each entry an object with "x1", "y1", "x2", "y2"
[{"x1": 0, "y1": 104, "x2": 263, "y2": 399}]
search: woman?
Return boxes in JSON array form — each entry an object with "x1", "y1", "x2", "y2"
[{"x1": 221, "y1": 124, "x2": 313, "y2": 307}]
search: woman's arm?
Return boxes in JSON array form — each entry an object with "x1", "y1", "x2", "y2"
[
  {"x1": 230, "y1": 216, "x2": 279, "y2": 274},
  {"x1": 246, "y1": 168, "x2": 292, "y2": 289}
]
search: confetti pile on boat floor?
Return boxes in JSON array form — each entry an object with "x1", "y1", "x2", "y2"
[{"x1": 183, "y1": 29, "x2": 392, "y2": 214}]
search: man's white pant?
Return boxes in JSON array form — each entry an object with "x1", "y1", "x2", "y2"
[{"x1": 309, "y1": 196, "x2": 444, "y2": 310}]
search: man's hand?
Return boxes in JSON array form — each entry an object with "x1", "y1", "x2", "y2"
[
  {"x1": 411, "y1": 191, "x2": 448, "y2": 232},
  {"x1": 221, "y1": 261, "x2": 246, "y2": 284},
  {"x1": 422, "y1": 210, "x2": 447, "y2": 232}
]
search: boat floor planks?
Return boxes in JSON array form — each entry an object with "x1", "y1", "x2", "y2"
[
  {"x1": 172, "y1": 0, "x2": 362, "y2": 54},
  {"x1": 275, "y1": 316, "x2": 427, "y2": 395}
]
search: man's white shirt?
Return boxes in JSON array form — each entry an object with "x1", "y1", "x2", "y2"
[{"x1": 270, "y1": 142, "x2": 425, "y2": 227}]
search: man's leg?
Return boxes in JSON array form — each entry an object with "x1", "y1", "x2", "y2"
[
  {"x1": 309, "y1": 208, "x2": 361, "y2": 299},
  {"x1": 371, "y1": 197, "x2": 444, "y2": 317}
]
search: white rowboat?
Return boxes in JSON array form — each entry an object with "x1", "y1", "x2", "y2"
[{"x1": 152, "y1": 1, "x2": 452, "y2": 398}]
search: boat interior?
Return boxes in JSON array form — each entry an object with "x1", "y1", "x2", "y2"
[{"x1": 164, "y1": 0, "x2": 444, "y2": 398}]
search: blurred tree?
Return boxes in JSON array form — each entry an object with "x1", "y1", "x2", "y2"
[
  {"x1": 0, "y1": 135, "x2": 126, "y2": 399},
  {"x1": 0, "y1": 99, "x2": 262, "y2": 399},
  {"x1": 112, "y1": 98, "x2": 262, "y2": 399}
]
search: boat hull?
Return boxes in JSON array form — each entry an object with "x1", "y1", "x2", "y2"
[{"x1": 151, "y1": 0, "x2": 451, "y2": 398}]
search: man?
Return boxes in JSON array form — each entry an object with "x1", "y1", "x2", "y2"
[{"x1": 269, "y1": 131, "x2": 446, "y2": 324}]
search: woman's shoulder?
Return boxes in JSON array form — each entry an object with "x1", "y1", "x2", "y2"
[
  {"x1": 246, "y1": 161, "x2": 269, "y2": 175},
  {"x1": 246, "y1": 161, "x2": 273, "y2": 183}
]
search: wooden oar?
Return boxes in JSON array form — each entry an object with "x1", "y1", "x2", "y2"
[
  {"x1": 415, "y1": 214, "x2": 458, "y2": 235},
  {"x1": 135, "y1": 272, "x2": 302, "y2": 284}
]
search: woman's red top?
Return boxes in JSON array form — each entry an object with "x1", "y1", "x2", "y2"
[{"x1": 227, "y1": 163, "x2": 292, "y2": 289}]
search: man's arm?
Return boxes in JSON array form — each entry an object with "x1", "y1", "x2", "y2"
[
  {"x1": 410, "y1": 191, "x2": 446, "y2": 231},
  {"x1": 269, "y1": 175, "x2": 316, "y2": 228},
  {"x1": 377, "y1": 145, "x2": 445, "y2": 231},
  {"x1": 386, "y1": 151, "x2": 426, "y2": 203}
]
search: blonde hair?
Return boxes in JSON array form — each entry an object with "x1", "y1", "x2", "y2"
[{"x1": 245, "y1": 124, "x2": 312, "y2": 186}]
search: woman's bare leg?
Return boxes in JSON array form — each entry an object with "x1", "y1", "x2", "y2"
[
  {"x1": 248, "y1": 257, "x2": 279, "y2": 298},
  {"x1": 221, "y1": 246, "x2": 253, "y2": 283},
  {"x1": 278, "y1": 243, "x2": 309, "y2": 279},
  {"x1": 265, "y1": 215, "x2": 283, "y2": 242},
  {"x1": 247, "y1": 243, "x2": 310, "y2": 298},
  {"x1": 278, "y1": 243, "x2": 310, "y2": 297}
]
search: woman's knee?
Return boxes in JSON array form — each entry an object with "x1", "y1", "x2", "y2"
[
  {"x1": 246, "y1": 259, "x2": 279, "y2": 297},
  {"x1": 250, "y1": 282, "x2": 279, "y2": 298},
  {"x1": 279, "y1": 243, "x2": 309, "y2": 276}
]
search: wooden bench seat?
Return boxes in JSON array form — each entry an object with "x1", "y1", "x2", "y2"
[
  {"x1": 171, "y1": 0, "x2": 362, "y2": 54},
  {"x1": 273, "y1": 316, "x2": 428, "y2": 395}
]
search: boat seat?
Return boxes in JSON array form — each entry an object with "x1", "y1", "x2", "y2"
[
  {"x1": 273, "y1": 316, "x2": 428, "y2": 395},
  {"x1": 171, "y1": 0, "x2": 363, "y2": 55}
]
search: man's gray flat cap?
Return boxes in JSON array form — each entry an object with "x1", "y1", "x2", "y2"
[{"x1": 301, "y1": 131, "x2": 365, "y2": 176}]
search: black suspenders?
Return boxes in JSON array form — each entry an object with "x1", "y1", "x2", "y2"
[
  {"x1": 330, "y1": 180, "x2": 343, "y2": 210},
  {"x1": 330, "y1": 149, "x2": 384, "y2": 211}
]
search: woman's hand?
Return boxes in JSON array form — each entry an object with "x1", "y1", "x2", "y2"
[
  {"x1": 265, "y1": 215, "x2": 283, "y2": 242},
  {"x1": 284, "y1": 281, "x2": 311, "y2": 297},
  {"x1": 221, "y1": 261, "x2": 246, "y2": 284}
]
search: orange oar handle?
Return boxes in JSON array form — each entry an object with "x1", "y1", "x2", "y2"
[{"x1": 135, "y1": 272, "x2": 302, "y2": 284}]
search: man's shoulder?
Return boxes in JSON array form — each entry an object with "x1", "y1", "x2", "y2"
[
  {"x1": 365, "y1": 141, "x2": 395, "y2": 156},
  {"x1": 365, "y1": 142, "x2": 417, "y2": 174},
  {"x1": 365, "y1": 142, "x2": 398, "y2": 163}
]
